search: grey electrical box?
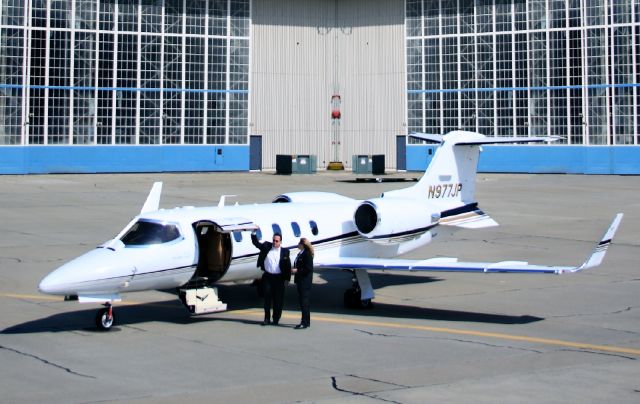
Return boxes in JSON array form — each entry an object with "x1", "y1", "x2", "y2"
[
  {"x1": 276, "y1": 155, "x2": 317, "y2": 174},
  {"x1": 352, "y1": 155, "x2": 385, "y2": 175}
]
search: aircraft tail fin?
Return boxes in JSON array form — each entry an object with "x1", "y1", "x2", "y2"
[
  {"x1": 386, "y1": 131, "x2": 557, "y2": 208},
  {"x1": 141, "y1": 182, "x2": 163, "y2": 214}
]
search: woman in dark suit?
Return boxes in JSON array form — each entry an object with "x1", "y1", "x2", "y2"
[{"x1": 293, "y1": 238, "x2": 314, "y2": 329}]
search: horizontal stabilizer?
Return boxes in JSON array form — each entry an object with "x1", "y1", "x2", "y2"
[
  {"x1": 409, "y1": 131, "x2": 559, "y2": 146},
  {"x1": 439, "y1": 204, "x2": 498, "y2": 229},
  {"x1": 455, "y1": 135, "x2": 559, "y2": 146}
]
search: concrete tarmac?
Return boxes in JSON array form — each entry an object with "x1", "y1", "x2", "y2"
[{"x1": 0, "y1": 171, "x2": 639, "y2": 403}]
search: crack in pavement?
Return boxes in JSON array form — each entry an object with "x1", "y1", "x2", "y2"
[
  {"x1": 0, "y1": 344, "x2": 96, "y2": 379},
  {"x1": 558, "y1": 348, "x2": 637, "y2": 361},
  {"x1": 356, "y1": 327, "x2": 545, "y2": 354},
  {"x1": 355, "y1": 329, "x2": 405, "y2": 338},
  {"x1": 330, "y1": 376, "x2": 405, "y2": 404}
]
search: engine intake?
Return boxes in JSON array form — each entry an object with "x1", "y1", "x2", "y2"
[{"x1": 354, "y1": 198, "x2": 437, "y2": 243}]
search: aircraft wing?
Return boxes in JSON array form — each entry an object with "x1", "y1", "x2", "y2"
[{"x1": 317, "y1": 213, "x2": 623, "y2": 275}]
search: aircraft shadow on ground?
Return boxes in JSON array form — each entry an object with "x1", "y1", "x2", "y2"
[{"x1": 2, "y1": 272, "x2": 542, "y2": 334}]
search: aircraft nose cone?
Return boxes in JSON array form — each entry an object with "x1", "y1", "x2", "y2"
[
  {"x1": 39, "y1": 247, "x2": 137, "y2": 296},
  {"x1": 38, "y1": 270, "x2": 66, "y2": 295}
]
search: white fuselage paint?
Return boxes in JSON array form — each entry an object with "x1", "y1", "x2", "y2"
[{"x1": 38, "y1": 197, "x2": 438, "y2": 298}]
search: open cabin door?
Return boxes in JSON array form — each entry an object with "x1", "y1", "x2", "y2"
[{"x1": 193, "y1": 218, "x2": 258, "y2": 283}]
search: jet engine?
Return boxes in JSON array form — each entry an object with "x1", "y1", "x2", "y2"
[{"x1": 353, "y1": 198, "x2": 439, "y2": 244}]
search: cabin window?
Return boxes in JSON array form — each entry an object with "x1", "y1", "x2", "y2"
[
  {"x1": 272, "y1": 223, "x2": 282, "y2": 236},
  {"x1": 255, "y1": 228, "x2": 263, "y2": 240},
  {"x1": 233, "y1": 231, "x2": 243, "y2": 242},
  {"x1": 309, "y1": 220, "x2": 318, "y2": 236},
  {"x1": 291, "y1": 222, "x2": 301, "y2": 237},
  {"x1": 121, "y1": 220, "x2": 181, "y2": 246}
]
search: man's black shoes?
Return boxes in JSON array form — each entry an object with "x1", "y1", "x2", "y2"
[{"x1": 294, "y1": 324, "x2": 309, "y2": 330}]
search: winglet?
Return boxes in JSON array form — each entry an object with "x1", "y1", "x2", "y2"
[
  {"x1": 140, "y1": 182, "x2": 163, "y2": 214},
  {"x1": 573, "y1": 213, "x2": 624, "y2": 271}
]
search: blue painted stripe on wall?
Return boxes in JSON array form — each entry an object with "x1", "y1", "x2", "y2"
[
  {"x1": 0, "y1": 145, "x2": 250, "y2": 174},
  {"x1": 408, "y1": 82, "x2": 640, "y2": 94},
  {"x1": 407, "y1": 145, "x2": 640, "y2": 175},
  {"x1": 0, "y1": 84, "x2": 248, "y2": 94}
]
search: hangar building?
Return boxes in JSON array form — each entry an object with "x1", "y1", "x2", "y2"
[{"x1": 0, "y1": 1, "x2": 639, "y2": 174}]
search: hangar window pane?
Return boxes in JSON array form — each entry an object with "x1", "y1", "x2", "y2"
[
  {"x1": 140, "y1": 35, "x2": 161, "y2": 144},
  {"x1": 165, "y1": 0, "x2": 183, "y2": 35},
  {"x1": 0, "y1": 28, "x2": 24, "y2": 144},
  {"x1": 209, "y1": 0, "x2": 228, "y2": 36},
  {"x1": 475, "y1": 0, "x2": 492, "y2": 34},
  {"x1": 549, "y1": 0, "x2": 566, "y2": 29},
  {"x1": 141, "y1": 1, "x2": 162, "y2": 33},
  {"x1": 514, "y1": 2, "x2": 526, "y2": 31},
  {"x1": 407, "y1": 92, "x2": 423, "y2": 134},
  {"x1": 585, "y1": 0, "x2": 605, "y2": 26},
  {"x1": 496, "y1": 1, "x2": 512, "y2": 32},
  {"x1": 611, "y1": 2, "x2": 631, "y2": 24},
  {"x1": 185, "y1": 37, "x2": 205, "y2": 144},
  {"x1": 460, "y1": 2, "x2": 473, "y2": 35},
  {"x1": 51, "y1": 0, "x2": 70, "y2": 29},
  {"x1": 31, "y1": 0, "x2": 46, "y2": 28},
  {"x1": 115, "y1": 34, "x2": 137, "y2": 144},
  {"x1": 2, "y1": 1, "x2": 24, "y2": 26},
  {"x1": 186, "y1": 0, "x2": 206, "y2": 36},
  {"x1": 117, "y1": 0, "x2": 138, "y2": 32},
  {"x1": 230, "y1": 0, "x2": 250, "y2": 37},
  {"x1": 423, "y1": 1, "x2": 438, "y2": 37},
  {"x1": 49, "y1": 31, "x2": 72, "y2": 144},
  {"x1": 99, "y1": 1, "x2": 114, "y2": 30},
  {"x1": 529, "y1": 0, "x2": 547, "y2": 31},
  {"x1": 441, "y1": 1, "x2": 458, "y2": 36}
]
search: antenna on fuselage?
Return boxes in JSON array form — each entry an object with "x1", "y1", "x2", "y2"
[{"x1": 218, "y1": 195, "x2": 237, "y2": 208}]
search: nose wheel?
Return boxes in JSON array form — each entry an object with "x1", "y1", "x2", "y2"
[{"x1": 95, "y1": 303, "x2": 114, "y2": 331}]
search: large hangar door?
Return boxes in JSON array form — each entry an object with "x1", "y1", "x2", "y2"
[{"x1": 251, "y1": 0, "x2": 405, "y2": 170}]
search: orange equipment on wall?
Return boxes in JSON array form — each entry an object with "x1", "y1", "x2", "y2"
[{"x1": 331, "y1": 94, "x2": 341, "y2": 120}]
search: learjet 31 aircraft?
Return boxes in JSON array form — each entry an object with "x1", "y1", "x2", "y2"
[{"x1": 39, "y1": 131, "x2": 623, "y2": 330}]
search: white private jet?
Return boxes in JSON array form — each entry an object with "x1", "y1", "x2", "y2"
[{"x1": 39, "y1": 131, "x2": 623, "y2": 330}]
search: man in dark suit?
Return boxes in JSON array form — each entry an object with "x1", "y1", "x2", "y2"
[{"x1": 251, "y1": 231, "x2": 291, "y2": 326}]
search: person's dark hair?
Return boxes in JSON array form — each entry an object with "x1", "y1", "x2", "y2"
[{"x1": 272, "y1": 232, "x2": 282, "y2": 242}]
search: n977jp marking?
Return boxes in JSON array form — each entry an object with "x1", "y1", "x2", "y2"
[{"x1": 428, "y1": 183, "x2": 462, "y2": 199}]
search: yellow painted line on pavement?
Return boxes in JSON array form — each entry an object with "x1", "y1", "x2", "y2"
[
  {"x1": 243, "y1": 309, "x2": 640, "y2": 357},
  {"x1": 4, "y1": 292, "x2": 639, "y2": 356},
  {"x1": 1, "y1": 293, "x2": 62, "y2": 302}
]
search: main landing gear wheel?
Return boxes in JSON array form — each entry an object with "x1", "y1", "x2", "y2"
[
  {"x1": 95, "y1": 303, "x2": 114, "y2": 331},
  {"x1": 343, "y1": 286, "x2": 373, "y2": 309}
]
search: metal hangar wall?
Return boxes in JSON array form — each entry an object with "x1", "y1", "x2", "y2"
[{"x1": 0, "y1": 1, "x2": 639, "y2": 174}]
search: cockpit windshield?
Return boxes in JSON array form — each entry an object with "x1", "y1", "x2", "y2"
[{"x1": 120, "y1": 220, "x2": 181, "y2": 246}]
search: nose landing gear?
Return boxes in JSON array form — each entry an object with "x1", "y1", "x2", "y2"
[{"x1": 95, "y1": 303, "x2": 114, "y2": 331}]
